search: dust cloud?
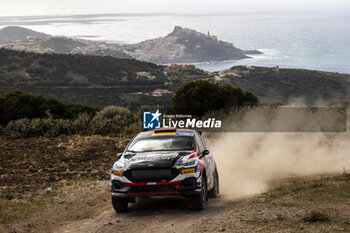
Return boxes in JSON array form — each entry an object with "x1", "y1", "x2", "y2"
[{"x1": 205, "y1": 109, "x2": 350, "y2": 198}]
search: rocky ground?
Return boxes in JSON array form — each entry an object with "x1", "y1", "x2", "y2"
[
  {"x1": 0, "y1": 135, "x2": 131, "y2": 200},
  {"x1": 1, "y1": 135, "x2": 350, "y2": 232}
]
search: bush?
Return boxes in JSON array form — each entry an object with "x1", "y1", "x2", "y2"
[
  {"x1": 44, "y1": 119, "x2": 72, "y2": 137},
  {"x1": 303, "y1": 211, "x2": 330, "y2": 222},
  {"x1": 4, "y1": 118, "x2": 33, "y2": 138},
  {"x1": 0, "y1": 90, "x2": 98, "y2": 126},
  {"x1": 91, "y1": 106, "x2": 135, "y2": 134},
  {"x1": 71, "y1": 112, "x2": 92, "y2": 135},
  {"x1": 3, "y1": 106, "x2": 136, "y2": 137},
  {"x1": 172, "y1": 80, "x2": 258, "y2": 117},
  {"x1": 4, "y1": 118, "x2": 72, "y2": 138}
]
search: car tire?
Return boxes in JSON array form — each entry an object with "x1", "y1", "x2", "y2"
[
  {"x1": 192, "y1": 176, "x2": 207, "y2": 210},
  {"x1": 112, "y1": 196, "x2": 128, "y2": 212},
  {"x1": 208, "y1": 169, "x2": 219, "y2": 198}
]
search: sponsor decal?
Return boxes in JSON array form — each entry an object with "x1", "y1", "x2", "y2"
[
  {"x1": 112, "y1": 171, "x2": 123, "y2": 177},
  {"x1": 130, "y1": 155, "x2": 173, "y2": 161},
  {"x1": 176, "y1": 132, "x2": 193, "y2": 136},
  {"x1": 182, "y1": 168, "x2": 195, "y2": 175},
  {"x1": 152, "y1": 132, "x2": 176, "y2": 135}
]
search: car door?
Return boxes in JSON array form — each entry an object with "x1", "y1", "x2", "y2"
[{"x1": 195, "y1": 132, "x2": 215, "y2": 190}]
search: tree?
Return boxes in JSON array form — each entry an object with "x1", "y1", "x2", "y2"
[
  {"x1": 91, "y1": 106, "x2": 135, "y2": 134},
  {"x1": 172, "y1": 80, "x2": 258, "y2": 116},
  {"x1": 0, "y1": 90, "x2": 98, "y2": 126}
]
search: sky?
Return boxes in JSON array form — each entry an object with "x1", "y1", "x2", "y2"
[{"x1": 1, "y1": 0, "x2": 350, "y2": 16}]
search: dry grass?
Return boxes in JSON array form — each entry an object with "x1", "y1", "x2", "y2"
[{"x1": 0, "y1": 192, "x2": 55, "y2": 224}]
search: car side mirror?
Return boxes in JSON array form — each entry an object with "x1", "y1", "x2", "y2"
[
  {"x1": 117, "y1": 153, "x2": 122, "y2": 159},
  {"x1": 202, "y1": 150, "x2": 210, "y2": 156}
]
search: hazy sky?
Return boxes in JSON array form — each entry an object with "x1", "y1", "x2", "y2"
[{"x1": 1, "y1": 0, "x2": 350, "y2": 16}]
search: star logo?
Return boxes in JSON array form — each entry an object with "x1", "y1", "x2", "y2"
[
  {"x1": 150, "y1": 110, "x2": 161, "y2": 122},
  {"x1": 143, "y1": 110, "x2": 162, "y2": 129}
]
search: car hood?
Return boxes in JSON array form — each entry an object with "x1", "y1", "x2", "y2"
[{"x1": 123, "y1": 151, "x2": 190, "y2": 169}]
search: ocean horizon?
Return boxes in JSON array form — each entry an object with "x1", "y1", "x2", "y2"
[{"x1": 1, "y1": 12, "x2": 349, "y2": 74}]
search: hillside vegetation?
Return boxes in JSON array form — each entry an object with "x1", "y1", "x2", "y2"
[
  {"x1": 0, "y1": 49, "x2": 174, "y2": 109},
  {"x1": 219, "y1": 66, "x2": 350, "y2": 104},
  {"x1": 1, "y1": 49, "x2": 350, "y2": 109},
  {"x1": 0, "y1": 26, "x2": 47, "y2": 44}
]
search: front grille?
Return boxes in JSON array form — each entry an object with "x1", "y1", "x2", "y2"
[
  {"x1": 124, "y1": 168, "x2": 180, "y2": 182},
  {"x1": 132, "y1": 169, "x2": 171, "y2": 179},
  {"x1": 130, "y1": 184, "x2": 178, "y2": 193}
]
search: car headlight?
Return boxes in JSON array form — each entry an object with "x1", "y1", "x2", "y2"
[
  {"x1": 179, "y1": 158, "x2": 198, "y2": 168},
  {"x1": 113, "y1": 161, "x2": 125, "y2": 171}
]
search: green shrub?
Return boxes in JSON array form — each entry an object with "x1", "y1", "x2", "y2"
[
  {"x1": 4, "y1": 118, "x2": 72, "y2": 138},
  {"x1": 4, "y1": 118, "x2": 33, "y2": 138},
  {"x1": 172, "y1": 80, "x2": 259, "y2": 117},
  {"x1": 28, "y1": 118, "x2": 53, "y2": 136},
  {"x1": 0, "y1": 90, "x2": 98, "y2": 126},
  {"x1": 124, "y1": 122, "x2": 142, "y2": 135},
  {"x1": 44, "y1": 119, "x2": 72, "y2": 137},
  {"x1": 3, "y1": 105, "x2": 138, "y2": 137},
  {"x1": 91, "y1": 106, "x2": 135, "y2": 134},
  {"x1": 71, "y1": 112, "x2": 92, "y2": 135},
  {"x1": 303, "y1": 211, "x2": 330, "y2": 222}
]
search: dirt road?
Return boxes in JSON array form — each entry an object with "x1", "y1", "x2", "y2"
[
  {"x1": 1, "y1": 134, "x2": 350, "y2": 232},
  {"x1": 2, "y1": 174, "x2": 350, "y2": 233}
]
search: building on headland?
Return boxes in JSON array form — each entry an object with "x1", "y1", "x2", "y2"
[
  {"x1": 136, "y1": 72, "x2": 155, "y2": 80},
  {"x1": 163, "y1": 64, "x2": 195, "y2": 73},
  {"x1": 152, "y1": 89, "x2": 174, "y2": 97}
]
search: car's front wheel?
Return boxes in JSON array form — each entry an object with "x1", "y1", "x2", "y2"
[
  {"x1": 192, "y1": 176, "x2": 207, "y2": 210},
  {"x1": 112, "y1": 196, "x2": 128, "y2": 212}
]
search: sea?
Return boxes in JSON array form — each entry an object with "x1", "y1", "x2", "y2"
[{"x1": 1, "y1": 12, "x2": 349, "y2": 73}]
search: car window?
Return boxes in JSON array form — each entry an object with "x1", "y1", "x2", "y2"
[
  {"x1": 195, "y1": 133, "x2": 205, "y2": 154},
  {"x1": 127, "y1": 135, "x2": 195, "y2": 152},
  {"x1": 199, "y1": 134, "x2": 207, "y2": 150}
]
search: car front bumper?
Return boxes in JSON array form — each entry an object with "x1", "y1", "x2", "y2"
[{"x1": 111, "y1": 177, "x2": 201, "y2": 197}]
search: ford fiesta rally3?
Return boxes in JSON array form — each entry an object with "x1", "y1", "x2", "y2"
[{"x1": 110, "y1": 128, "x2": 219, "y2": 212}]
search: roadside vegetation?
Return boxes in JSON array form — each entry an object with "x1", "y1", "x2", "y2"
[
  {"x1": 172, "y1": 79, "x2": 258, "y2": 117},
  {"x1": 0, "y1": 79, "x2": 259, "y2": 138}
]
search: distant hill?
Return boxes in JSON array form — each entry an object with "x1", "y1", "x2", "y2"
[
  {"x1": 0, "y1": 26, "x2": 260, "y2": 63},
  {"x1": 0, "y1": 26, "x2": 47, "y2": 44},
  {"x1": 218, "y1": 66, "x2": 350, "y2": 104},
  {"x1": 0, "y1": 26, "x2": 130, "y2": 58},
  {"x1": 38, "y1": 37, "x2": 87, "y2": 53},
  {"x1": 125, "y1": 26, "x2": 262, "y2": 63},
  {"x1": 1, "y1": 49, "x2": 349, "y2": 109}
]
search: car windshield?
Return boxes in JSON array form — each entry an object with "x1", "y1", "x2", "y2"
[{"x1": 127, "y1": 135, "x2": 195, "y2": 152}]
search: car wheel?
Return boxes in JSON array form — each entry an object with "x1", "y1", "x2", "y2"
[
  {"x1": 112, "y1": 196, "x2": 128, "y2": 212},
  {"x1": 192, "y1": 176, "x2": 207, "y2": 210},
  {"x1": 208, "y1": 169, "x2": 219, "y2": 198}
]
